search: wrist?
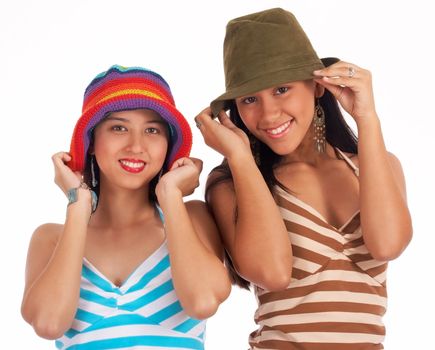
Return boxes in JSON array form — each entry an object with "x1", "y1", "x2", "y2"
[
  {"x1": 355, "y1": 112, "x2": 380, "y2": 130},
  {"x1": 155, "y1": 181, "x2": 182, "y2": 202},
  {"x1": 226, "y1": 149, "x2": 256, "y2": 167},
  {"x1": 66, "y1": 197, "x2": 92, "y2": 216},
  {"x1": 66, "y1": 183, "x2": 98, "y2": 213}
]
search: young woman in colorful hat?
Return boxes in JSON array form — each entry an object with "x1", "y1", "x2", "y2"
[
  {"x1": 21, "y1": 65, "x2": 231, "y2": 349},
  {"x1": 195, "y1": 8, "x2": 412, "y2": 349}
]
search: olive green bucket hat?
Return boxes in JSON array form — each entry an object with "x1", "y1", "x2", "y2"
[{"x1": 210, "y1": 8, "x2": 324, "y2": 117}]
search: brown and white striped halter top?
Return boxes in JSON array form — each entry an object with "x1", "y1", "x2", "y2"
[{"x1": 249, "y1": 149, "x2": 387, "y2": 350}]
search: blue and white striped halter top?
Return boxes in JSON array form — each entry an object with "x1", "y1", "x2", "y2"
[{"x1": 56, "y1": 221, "x2": 206, "y2": 349}]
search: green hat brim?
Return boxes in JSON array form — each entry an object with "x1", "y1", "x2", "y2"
[{"x1": 210, "y1": 60, "x2": 324, "y2": 118}]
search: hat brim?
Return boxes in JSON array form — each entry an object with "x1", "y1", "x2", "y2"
[
  {"x1": 210, "y1": 61, "x2": 324, "y2": 118},
  {"x1": 69, "y1": 96, "x2": 192, "y2": 172}
]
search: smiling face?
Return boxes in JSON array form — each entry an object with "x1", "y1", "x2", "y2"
[
  {"x1": 92, "y1": 109, "x2": 169, "y2": 191},
  {"x1": 235, "y1": 80, "x2": 322, "y2": 156}
]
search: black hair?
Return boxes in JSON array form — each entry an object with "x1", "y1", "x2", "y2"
[{"x1": 205, "y1": 57, "x2": 358, "y2": 289}]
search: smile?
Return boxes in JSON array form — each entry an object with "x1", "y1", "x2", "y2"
[
  {"x1": 265, "y1": 120, "x2": 293, "y2": 138},
  {"x1": 119, "y1": 159, "x2": 146, "y2": 173}
]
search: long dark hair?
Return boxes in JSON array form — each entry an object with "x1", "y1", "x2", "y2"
[{"x1": 205, "y1": 57, "x2": 358, "y2": 289}]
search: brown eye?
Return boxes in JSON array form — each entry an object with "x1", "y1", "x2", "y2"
[
  {"x1": 145, "y1": 127, "x2": 159, "y2": 134},
  {"x1": 111, "y1": 125, "x2": 127, "y2": 132},
  {"x1": 275, "y1": 87, "x2": 289, "y2": 95},
  {"x1": 242, "y1": 96, "x2": 257, "y2": 104}
]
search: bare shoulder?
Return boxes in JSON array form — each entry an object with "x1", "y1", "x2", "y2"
[
  {"x1": 386, "y1": 151, "x2": 404, "y2": 172},
  {"x1": 185, "y1": 199, "x2": 208, "y2": 212},
  {"x1": 205, "y1": 169, "x2": 237, "y2": 231},
  {"x1": 206, "y1": 169, "x2": 236, "y2": 204},
  {"x1": 185, "y1": 200, "x2": 215, "y2": 226},
  {"x1": 24, "y1": 223, "x2": 64, "y2": 291},
  {"x1": 26, "y1": 223, "x2": 63, "y2": 267},
  {"x1": 206, "y1": 169, "x2": 234, "y2": 190},
  {"x1": 340, "y1": 151, "x2": 403, "y2": 170},
  {"x1": 30, "y1": 223, "x2": 63, "y2": 248}
]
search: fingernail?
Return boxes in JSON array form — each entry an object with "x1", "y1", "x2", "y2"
[{"x1": 313, "y1": 70, "x2": 322, "y2": 75}]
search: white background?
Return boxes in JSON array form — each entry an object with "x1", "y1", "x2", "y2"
[{"x1": 1, "y1": 0, "x2": 434, "y2": 348}]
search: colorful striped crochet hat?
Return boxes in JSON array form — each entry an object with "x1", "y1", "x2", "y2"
[{"x1": 69, "y1": 65, "x2": 192, "y2": 172}]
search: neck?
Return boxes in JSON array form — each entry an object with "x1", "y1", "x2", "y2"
[
  {"x1": 89, "y1": 183, "x2": 156, "y2": 230},
  {"x1": 280, "y1": 127, "x2": 336, "y2": 166}
]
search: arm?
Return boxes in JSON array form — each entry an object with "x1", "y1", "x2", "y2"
[
  {"x1": 357, "y1": 117, "x2": 412, "y2": 260},
  {"x1": 196, "y1": 108, "x2": 292, "y2": 290},
  {"x1": 156, "y1": 158, "x2": 231, "y2": 319},
  {"x1": 314, "y1": 62, "x2": 412, "y2": 261},
  {"x1": 21, "y1": 152, "x2": 93, "y2": 339},
  {"x1": 22, "y1": 196, "x2": 91, "y2": 339}
]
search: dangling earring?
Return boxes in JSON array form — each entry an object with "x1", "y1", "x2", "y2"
[
  {"x1": 313, "y1": 100, "x2": 326, "y2": 153},
  {"x1": 91, "y1": 156, "x2": 98, "y2": 188}
]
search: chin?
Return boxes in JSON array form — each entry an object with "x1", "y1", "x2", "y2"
[
  {"x1": 262, "y1": 140, "x2": 297, "y2": 157},
  {"x1": 116, "y1": 177, "x2": 152, "y2": 190}
]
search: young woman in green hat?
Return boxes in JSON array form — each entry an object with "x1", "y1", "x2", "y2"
[{"x1": 195, "y1": 7, "x2": 412, "y2": 349}]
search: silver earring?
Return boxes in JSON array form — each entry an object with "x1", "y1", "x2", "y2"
[
  {"x1": 313, "y1": 100, "x2": 326, "y2": 153},
  {"x1": 91, "y1": 156, "x2": 98, "y2": 187}
]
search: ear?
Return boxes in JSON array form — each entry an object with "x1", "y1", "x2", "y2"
[{"x1": 315, "y1": 82, "x2": 325, "y2": 98}]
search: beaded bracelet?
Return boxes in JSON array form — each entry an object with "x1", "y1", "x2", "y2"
[{"x1": 66, "y1": 182, "x2": 98, "y2": 213}]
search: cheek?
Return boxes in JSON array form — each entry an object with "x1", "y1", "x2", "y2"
[
  {"x1": 238, "y1": 109, "x2": 257, "y2": 132},
  {"x1": 93, "y1": 134, "x2": 117, "y2": 158},
  {"x1": 151, "y1": 137, "x2": 169, "y2": 161}
]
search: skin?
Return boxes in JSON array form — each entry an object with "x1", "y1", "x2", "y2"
[
  {"x1": 195, "y1": 60, "x2": 412, "y2": 290},
  {"x1": 21, "y1": 109, "x2": 231, "y2": 340}
]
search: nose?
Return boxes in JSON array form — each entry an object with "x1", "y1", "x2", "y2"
[
  {"x1": 125, "y1": 131, "x2": 145, "y2": 154},
  {"x1": 261, "y1": 96, "x2": 281, "y2": 123}
]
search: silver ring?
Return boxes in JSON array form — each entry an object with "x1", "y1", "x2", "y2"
[
  {"x1": 348, "y1": 66, "x2": 356, "y2": 78},
  {"x1": 195, "y1": 119, "x2": 202, "y2": 128}
]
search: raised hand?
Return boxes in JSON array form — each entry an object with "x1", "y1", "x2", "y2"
[
  {"x1": 194, "y1": 107, "x2": 251, "y2": 161},
  {"x1": 52, "y1": 152, "x2": 83, "y2": 195},
  {"x1": 156, "y1": 157, "x2": 203, "y2": 198},
  {"x1": 313, "y1": 61, "x2": 377, "y2": 123}
]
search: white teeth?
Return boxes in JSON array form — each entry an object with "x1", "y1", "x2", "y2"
[
  {"x1": 120, "y1": 160, "x2": 144, "y2": 168},
  {"x1": 267, "y1": 121, "x2": 291, "y2": 135}
]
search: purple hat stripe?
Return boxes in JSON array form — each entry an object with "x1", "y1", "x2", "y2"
[{"x1": 84, "y1": 71, "x2": 171, "y2": 99}]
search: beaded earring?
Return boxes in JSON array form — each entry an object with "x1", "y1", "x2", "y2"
[{"x1": 313, "y1": 100, "x2": 326, "y2": 153}]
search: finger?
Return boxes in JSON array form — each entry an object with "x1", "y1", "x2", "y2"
[
  {"x1": 314, "y1": 62, "x2": 361, "y2": 79},
  {"x1": 169, "y1": 158, "x2": 184, "y2": 171},
  {"x1": 217, "y1": 110, "x2": 237, "y2": 129},
  {"x1": 317, "y1": 75, "x2": 357, "y2": 90},
  {"x1": 52, "y1": 152, "x2": 71, "y2": 167},
  {"x1": 194, "y1": 116, "x2": 203, "y2": 129},
  {"x1": 314, "y1": 78, "x2": 347, "y2": 99},
  {"x1": 52, "y1": 151, "x2": 70, "y2": 161},
  {"x1": 194, "y1": 107, "x2": 216, "y2": 131},
  {"x1": 169, "y1": 157, "x2": 193, "y2": 171},
  {"x1": 189, "y1": 157, "x2": 203, "y2": 173}
]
